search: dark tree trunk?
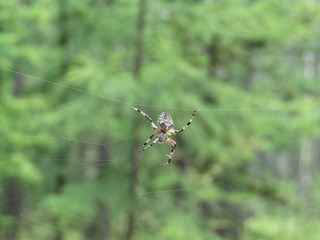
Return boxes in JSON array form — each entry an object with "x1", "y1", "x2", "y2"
[
  {"x1": 132, "y1": 0, "x2": 146, "y2": 80},
  {"x1": 79, "y1": 143, "x2": 88, "y2": 181},
  {"x1": 85, "y1": 203, "x2": 110, "y2": 240},
  {"x1": 58, "y1": 0, "x2": 70, "y2": 75},
  {"x1": 12, "y1": 72, "x2": 24, "y2": 96},
  {"x1": 97, "y1": 143, "x2": 109, "y2": 178},
  {"x1": 298, "y1": 139, "x2": 313, "y2": 213},
  {"x1": 53, "y1": 151, "x2": 67, "y2": 240},
  {"x1": 55, "y1": 0, "x2": 70, "y2": 195},
  {"x1": 207, "y1": 38, "x2": 220, "y2": 78},
  {"x1": 2, "y1": 72, "x2": 25, "y2": 240},
  {"x1": 125, "y1": 141, "x2": 140, "y2": 240},
  {"x1": 85, "y1": 143, "x2": 110, "y2": 239},
  {"x1": 3, "y1": 181, "x2": 23, "y2": 240},
  {"x1": 242, "y1": 40, "x2": 265, "y2": 90},
  {"x1": 105, "y1": 0, "x2": 114, "y2": 5},
  {"x1": 243, "y1": 55, "x2": 254, "y2": 91},
  {"x1": 96, "y1": 143, "x2": 110, "y2": 239},
  {"x1": 53, "y1": 1, "x2": 70, "y2": 239},
  {"x1": 125, "y1": 0, "x2": 147, "y2": 239}
]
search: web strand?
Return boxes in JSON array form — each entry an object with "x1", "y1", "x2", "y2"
[
  {"x1": 24, "y1": 229, "x2": 41, "y2": 240},
  {"x1": 25, "y1": 199, "x2": 110, "y2": 227},
  {"x1": 1, "y1": 67, "x2": 320, "y2": 112},
  {"x1": 23, "y1": 215, "x2": 92, "y2": 240},
  {"x1": 0, "y1": 159, "x2": 116, "y2": 187},
  {"x1": 0, "y1": 67, "x2": 129, "y2": 105}
]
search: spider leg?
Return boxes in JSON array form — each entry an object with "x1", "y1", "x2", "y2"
[
  {"x1": 160, "y1": 138, "x2": 176, "y2": 166},
  {"x1": 174, "y1": 110, "x2": 196, "y2": 134},
  {"x1": 131, "y1": 107, "x2": 159, "y2": 130},
  {"x1": 142, "y1": 133, "x2": 156, "y2": 146},
  {"x1": 139, "y1": 137, "x2": 159, "y2": 152}
]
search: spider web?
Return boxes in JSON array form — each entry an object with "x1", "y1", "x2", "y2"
[{"x1": 0, "y1": 67, "x2": 303, "y2": 240}]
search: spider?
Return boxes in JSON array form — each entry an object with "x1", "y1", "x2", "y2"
[{"x1": 131, "y1": 107, "x2": 196, "y2": 166}]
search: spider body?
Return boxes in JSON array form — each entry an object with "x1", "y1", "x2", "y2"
[{"x1": 131, "y1": 107, "x2": 196, "y2": 166}]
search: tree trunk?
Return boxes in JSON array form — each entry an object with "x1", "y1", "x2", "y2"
[
  {"x1": 85, "y1": 143, "x2": 110, "y2": 239},
  {"x1": 12, "y1": 71, "x2": 24, "y2": 96},
  {"x1": 79, "y1": 142, "x2": 88, "y2": 181},
  {"x1": 97, "y1": 143, "x2": 109, "y2": 178},
  {"x1": 207, "y1": 38, "x2": 220, "y2": 78},
  {"x1": 132, "y1": 0, "x2": 146, "y2": 80},
  {"x1": 297, "y1": 139, "x2": 313, "y2": 209},
  {"x1": 85, "y1": 203, "x2": 110, "y2": 240},
  {"x1": 105, "y1": 0, "x2": 114, "y2": 5},
  {"x1": 125, "y1": 0, "x2": 147, "y2": 239},
  {"x1": 2, "y1": 72, "x2": 25, "y2": 240},
  {"x1": 304, "y1": 51, "x2": 316, "y2": 81},
  {"x1": 125, "y1": 139, "x2": 140, "y2": 240},
  {"x1": 53, "y1": 1, "x2": 70, "y2": 239},
  {"x1": 2, "y1": 180, "x2": 23, "y2": 240},
  {"x1": 243, "y1": 50, "x2": 254, "y2": 91},
  {"x1": 58, "y1": 0, "x2": 70, "y2": 76}
]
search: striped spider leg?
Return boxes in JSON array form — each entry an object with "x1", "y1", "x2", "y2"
[
  {"x1": 131, "y1": 107, "x2": 159, "y2": 130},
  {"x1": 161, "y1": 138, "x2": 176, "y2": 166},
  {"x1": 140, "y1": 135, "x2": 159, "y2": 152},
  {"x1": 131, "y1": 107, "x2": 161, "y2": 152},
  {"x1": 141, "y1": 133, "x2": 156, "y2": 148},
  {"x1": 174, "y1": 110, "x2": 196, "y2": 133}
]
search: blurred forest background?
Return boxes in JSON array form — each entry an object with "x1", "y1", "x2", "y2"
[{"x1": 1, "y1": 0, "x2": 320, "y2": 239}]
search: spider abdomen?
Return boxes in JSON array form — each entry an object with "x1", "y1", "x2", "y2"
[{"x1": 157, "y1": 112, "x2": 174, "y2": 131}]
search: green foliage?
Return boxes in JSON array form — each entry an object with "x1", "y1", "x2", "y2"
[{"x1": 1, "y1": 0, "x2": 320, "y2": 239}]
